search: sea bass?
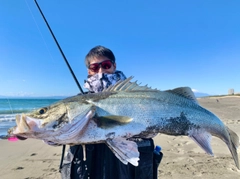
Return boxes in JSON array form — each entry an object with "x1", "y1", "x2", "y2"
[{"x1": 8, "y1": 77, "x2": 239, "y2": 169}]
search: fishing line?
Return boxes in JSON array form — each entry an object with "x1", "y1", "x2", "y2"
[
  {"x1": 7, "y1": 98, "x2": 13, "y2": 114},
  {"x1": 24, "y1": 0, "x2": 55, "y2": 63},
  {"x1": 0, "y1": 99, "x2": 13, "y2": 140}
]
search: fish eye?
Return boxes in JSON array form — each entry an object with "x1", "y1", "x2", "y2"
[{"x1": 39, "y1": 107, "x2": 47, "y2": 115}]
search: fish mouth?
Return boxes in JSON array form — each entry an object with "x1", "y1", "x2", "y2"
[
  {"x1": 12, "y1": 114, "x2": 42, "y2": 135},
  {"x1": 13, "y1": 114, "x2": 31, "y2": 134}
]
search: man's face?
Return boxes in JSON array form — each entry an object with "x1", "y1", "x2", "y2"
[{"x1": 88, "y1": 56, "x2": 116, "y2": 76}]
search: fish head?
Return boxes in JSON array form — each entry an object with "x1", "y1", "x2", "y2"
[
  {"x1": 10, "y1": 101, "x2": 68, "y2": 136},
  {"x1": 9, "y1": 98, "x2": 95, "y2": 141}
]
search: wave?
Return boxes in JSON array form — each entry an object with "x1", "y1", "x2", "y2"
[
  {"x1": 0, "y1": 114, "x2": 16, "y2": 122},
  {"x1": 0, "y1": 98, "x2": 61, "y2": 124},
  {"x1": 0, "y1": 109, "x2": 33, "y2": 115},
  {"x1": 0, "y1": 120, "x2": 16, "y2": 136},
  {"x1": 0, "y1": 98, "x2": 60, "y2": 115}
]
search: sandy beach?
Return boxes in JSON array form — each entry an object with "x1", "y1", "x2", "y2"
[{"x1": 0, "y1": 96, "x2": 240, "y2": 179}]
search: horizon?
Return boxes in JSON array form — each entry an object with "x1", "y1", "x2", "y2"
[{"x1": 0, "y1": 90, "x2": 232, "y2": 99}]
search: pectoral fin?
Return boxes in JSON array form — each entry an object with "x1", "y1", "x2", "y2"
[
  {"x1": 96, "y1": 115, "x2": 132, "y2": 128},
  {"x1": 106, "y1": 137, "x2": 139, "y2": 166}
]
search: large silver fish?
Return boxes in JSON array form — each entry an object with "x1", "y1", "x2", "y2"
[{"x1": 8, "y1": 77, "x2": 239, "y2": 169}]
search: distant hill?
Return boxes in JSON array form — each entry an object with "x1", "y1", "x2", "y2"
[{"x1": 194, "y1": 92, "x2": 210, "y2": 98}]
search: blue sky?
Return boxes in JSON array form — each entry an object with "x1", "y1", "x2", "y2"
[{"x1": 1, "y1": 0, "x2": 240, "y2": 97}]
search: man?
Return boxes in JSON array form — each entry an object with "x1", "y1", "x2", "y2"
[{"x1": 61, "y1": 45, "x2": 156, "y2": 179}]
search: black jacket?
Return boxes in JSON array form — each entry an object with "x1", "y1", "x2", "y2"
[{"x1": 61, "y1": 139, "x2": 155, "y2": 179}]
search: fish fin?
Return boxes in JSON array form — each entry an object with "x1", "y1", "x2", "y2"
[
  {"x1": 189, "y1": 130, "x2": 213, "y2": 155},
  {"x1": 106, "y1": 137, "x2": 139, "y2": 166},
  {"x1": 103, "y1": 77, "x2": 158, "y2": 92},
  {"x1": 96, "y1": 115, "x2": 132, "y2": 128},
  {"x1": 227, "y1": 127, "x2": 239, "y2": 149},
  {"x1": 105, "y1": 77, "x2": 133, "y2": 91},
  {"x1": 165, "y1": 87, "x2": 198, "y2": 104},
  {"x1": 226, "y1": 127, "x2": 240, "y2": 169},
  {"x1": 99, "y1": 115, "x2": 132, "y2": 123}
]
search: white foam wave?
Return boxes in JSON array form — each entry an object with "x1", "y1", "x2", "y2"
[{"x1": 0, "y1": 114, "x2": 15, "y2": 122}]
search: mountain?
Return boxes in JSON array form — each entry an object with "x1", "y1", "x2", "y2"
[{"x1": 194, "y1": 92, "x2": 210, "y2": 98}]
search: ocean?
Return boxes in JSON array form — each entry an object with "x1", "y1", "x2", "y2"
[{"x1": 0, "y1": 98, "x2": 61, "y2": 137}]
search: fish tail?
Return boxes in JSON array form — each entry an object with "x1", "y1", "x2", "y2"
[
  {"x1": 226, "y1": 127, "x2": 239, "y2": 169},
  {"x1": 189, "y1": 127, "x2": 240, "y2": 169}
]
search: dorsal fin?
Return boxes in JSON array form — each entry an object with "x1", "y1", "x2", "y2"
[
  {"x1": 165, "y1": 87, "x2": 198, "y2": 104},
  {"x1": 103, "y1": 76, "x2": 158, "y2": 92}
]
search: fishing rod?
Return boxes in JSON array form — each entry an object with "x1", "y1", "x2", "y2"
[
  {"x1": 34, "y1": 0, "x2": 84, "y2": 94},
  {"x1": 34, "y1": 0, "x2": 84, "y2": 172}
]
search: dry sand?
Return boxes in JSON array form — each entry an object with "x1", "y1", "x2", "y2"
[{"x1": 0, "y1": 96, "x2": 240, "y2": 179}]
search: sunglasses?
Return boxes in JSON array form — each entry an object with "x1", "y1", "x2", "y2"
[{"x1": 88, "y1": 60, "x2": 114, "y2": 73}]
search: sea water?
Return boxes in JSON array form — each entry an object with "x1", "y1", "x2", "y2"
[{"x1": 0, "y1": 98, "x2": 61, "y2": 137}]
